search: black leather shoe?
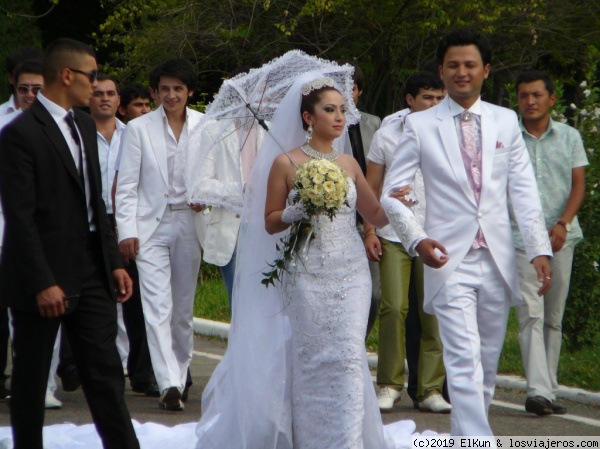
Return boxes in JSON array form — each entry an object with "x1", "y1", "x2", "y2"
[
  {"x1": 0, "y1": 378, "x2": 9, "y2": 400},
  {"x1": 525, "y1": 396, "x2": 552, "y2": 416},
  {"x1": 60, "y1": 368, "x2": 81, "y2": 392},
  {"x1": 131, "y1": 381, "x2": 148, "y2": 394},
  {"x1": 552, "y1": 401, "x2": 567, "y2": 415},
  {"x1": 144, "y1": 382, "x2": 160, "y2": 397}
]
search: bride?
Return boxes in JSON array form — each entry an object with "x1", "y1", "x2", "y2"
[
  {"x1": 195, "y1": 70, "x2": 418, "y2": 448},
  {"x1": 264, "y1": 77, "x2": 389, "y2": 447}
]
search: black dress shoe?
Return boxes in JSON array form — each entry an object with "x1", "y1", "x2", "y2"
[
  {"x1": 525, "y1": 396, "x2": 553, "y2": 416},
  {"x1": 144, "y1": 382, "x2": 160, "y2": 397},
  {"x1": 131, "y1": 381, "x2": 148, "y2": 394},
  {"x1": 60, "y1": 368, "x2": 81, "y2": 392},
  {"x1": 0, "y1": 378, "x2": 9, "y2": 400},
  {"x1": 552, "y1": 401, "x2": 567, "y2": 415}
]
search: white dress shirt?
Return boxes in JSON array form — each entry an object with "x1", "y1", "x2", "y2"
[{"x1": 97, "y1": 118, "x2": 126, "y2": 214}]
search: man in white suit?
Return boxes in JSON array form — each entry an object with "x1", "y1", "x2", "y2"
[
  {"x1": 116, "y1": 59, "x2": 203, "y2": 411},
  {"x1": 192, "y1": 119, "x2": 264, "y2": 309},
  {"x1": 381, "y1": 30, "x2": 553, "y2": 436}
]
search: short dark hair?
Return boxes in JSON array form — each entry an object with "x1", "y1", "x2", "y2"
[
  {"x1": 119, "y1": 83, "x2": 152, "y2": 109},
  {"x1": 515, "y1": 70, "x2": 555, "y2": 95},
  {"x1": 300, "y1": 85, "x2": 341, "y2": 131},
  {"x1": 14, "y1": 59, "x2": 43, "y2": 84},
  {"x1": 5, "y1": 46, "x2": 42, "y2": 75},
  {"x1": 403, "y1": 71, "x2": 444, "y2": 102},
  {"x1": 149, "y1": 58, "x2": 197, "y2": 92},
  {"x1": 351, "y1": 64, "x2": 366, "y2": 92},
  {"x1": 436, "y1": 29, "x2": 492, "y2": 66},
  {"x1": 95, "y1": 74, "x2": 119, "y2": 93},
  {"x1": 43, "y1": 38, "x2": 96, "y2": 84}
]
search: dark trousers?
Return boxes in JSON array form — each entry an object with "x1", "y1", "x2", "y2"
[
  {"x1": 0, "y1": 307, "x2": 9, "y2": 380},
  {"x1": 121, "y1": 260, "x2": 157, "y2": 389},
  {"x1": 9, "y1": 237, "x2": 139, "y2": 449}
]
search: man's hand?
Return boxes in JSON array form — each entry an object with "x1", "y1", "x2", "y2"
[
  {"x1": 532, "y1": 255, "x2": 552, "y2": 296},
  {"x1": 388, "y1": 185, "x2": 412, "y2": 203},
  {"x1": 364, "y1": 233, "x2": 382, "y2": 262},
  {"x1": 119, "y1": 237, "x2": 139, "y2": 263},
  {"x1": 189, "y1": 203, "x2": 205, "y2": 212},
  {"x1": 36, "y1": 285, "x2": 66, "y2": 318},
  {"x1": 113, "y1": 268, "x2": 133, "y2": 303},
  {"x1": 415, "y1": 238, "x2": 449, "y2": 269},
  {"x1": 549, "y1": 224, "x2": 567, "y2": 253}
]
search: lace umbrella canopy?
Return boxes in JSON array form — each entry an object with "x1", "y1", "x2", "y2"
[{"x1": 184, "y1": 50, "x2": 360, "y2": 213}]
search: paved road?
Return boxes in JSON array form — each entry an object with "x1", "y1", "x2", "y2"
[{"x1": 0, "y1": 335, "x2": 598, "y2": 437}]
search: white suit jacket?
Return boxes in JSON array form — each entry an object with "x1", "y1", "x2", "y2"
[
  {"x1": 115, "y1": 105, "x2": 203, "y2": 246},
  {"x1": 381, "y1": 97, "x2": 552, "y2": 313}
]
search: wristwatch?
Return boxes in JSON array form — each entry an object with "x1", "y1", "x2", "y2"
[{"x1": 557, "y1": 220, "x2": 572, "y2": 232}]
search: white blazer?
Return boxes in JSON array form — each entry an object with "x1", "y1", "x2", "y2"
[
  {"x1": 382, "y1": 97, "x2": 551, "y2": 313},
  {"x1": 115, "y1": 106, "x2": 203, "y2": 246}
]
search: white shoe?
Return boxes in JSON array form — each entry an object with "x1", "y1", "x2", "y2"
[
  {"x1": 419, "y1": 393, "x2": 452, "y2": 413},
  {"x1": 45, "y1": 391, "x2": 62, "y2": 410},
  {"x1": 377, "y1": 387, "x2": 401, "y2": 411}
]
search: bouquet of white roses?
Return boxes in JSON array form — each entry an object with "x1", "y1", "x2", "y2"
[{"x1": 262, "y1": 159, "x2": 349, "y2": 287}]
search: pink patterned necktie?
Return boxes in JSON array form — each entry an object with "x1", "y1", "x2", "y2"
[{"x1": 460, "y1": 111, "x2": 482, "y2": 204}]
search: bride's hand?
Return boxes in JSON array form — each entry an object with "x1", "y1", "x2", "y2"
[{"x1": 281, "y1": 201, "x2": 309, "y2": 224}]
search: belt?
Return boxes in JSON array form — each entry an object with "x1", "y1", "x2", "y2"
[{"x1": 168, "y1": 204, "x2": 190, "y2": 211}]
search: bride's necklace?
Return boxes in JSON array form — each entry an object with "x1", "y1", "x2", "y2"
[{"x1": 301, "y1": 144, "x2": 339, "y2": 161}]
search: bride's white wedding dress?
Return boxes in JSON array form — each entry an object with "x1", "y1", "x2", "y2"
[{"x1": 286, "y1": 180, "x2": 386, "y2": 448}]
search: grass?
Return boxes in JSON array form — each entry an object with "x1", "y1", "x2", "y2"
[{"x1": 194, "y1": 271, "x2": 600, "y2": 392}]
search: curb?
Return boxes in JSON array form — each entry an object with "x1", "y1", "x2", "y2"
[{"x1": 193, "y1": 317, "x2": 600, "y2": 407}]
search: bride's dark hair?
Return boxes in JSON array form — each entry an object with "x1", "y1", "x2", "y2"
[{"x1": 300, "y1": 86, "x2": 340, "y2": 130}]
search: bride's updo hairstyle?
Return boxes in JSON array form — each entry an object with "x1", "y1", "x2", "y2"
[{"x1": 300, "y1": 76, "x2": 340, "y2": 130}]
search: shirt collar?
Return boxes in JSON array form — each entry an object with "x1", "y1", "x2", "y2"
[
  {"x1": 159, "y1": 104, "x2": 190, "y2": 123},
  {"x1": 519, "y1": 116, "x2": 555, "y2": 139},
  {"x1": 37, "y1": 92, "x2": 72, "y2": 122},
  {"x1": 447, "y1": 96, "x2": 482, "y2": 117}
]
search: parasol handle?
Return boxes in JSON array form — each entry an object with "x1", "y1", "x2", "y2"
[{"x1": 245, "y1": 103, "x2": 299, "y2": 169}]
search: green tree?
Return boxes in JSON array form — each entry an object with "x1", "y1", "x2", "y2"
[{"x1": 0, "y1": 0, "x2": 48, "y2": 100}]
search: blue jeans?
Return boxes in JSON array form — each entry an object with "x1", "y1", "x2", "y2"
[{"x1": 219, "y1": 249, "x2": 236, "y2": 311}]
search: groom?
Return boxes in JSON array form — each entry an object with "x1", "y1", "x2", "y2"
[{"x1": 381, "y1": 30, "x2": 552, "y2": 435}]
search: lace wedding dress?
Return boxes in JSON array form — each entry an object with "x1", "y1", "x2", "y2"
[{"x1": 286, "y1": 180, "x2": 384, "y2": 448}]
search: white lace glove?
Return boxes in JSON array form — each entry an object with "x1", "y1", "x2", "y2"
[{"x1": 281, "y1": 201, "x2": 309, "y2": 224}]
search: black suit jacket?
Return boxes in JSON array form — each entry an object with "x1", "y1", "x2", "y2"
[{"x1": 0, "y1": 99, "x2": 123, "y2": 311}]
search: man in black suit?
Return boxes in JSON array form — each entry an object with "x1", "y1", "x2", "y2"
[{"x1": 0, "y1": 38, "x2": 140, "y2": 449}]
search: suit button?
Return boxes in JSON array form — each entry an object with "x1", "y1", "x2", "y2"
[
  {"x1": 477, "y1": 213, "x2": 482, "y2": 219},
  {"x1": 164, "y1": 194, "x2": 168, "y2": 198},
  {"x1": 235, "y1": 214, "x2": 240, "y2": 218},
  {"x1": 156, "y1": 217, "x2": 160, "y2": 222}
]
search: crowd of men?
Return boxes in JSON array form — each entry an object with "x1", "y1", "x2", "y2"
[{"x1": 0, "y1": 29, "x2": 588, "y2": 448}]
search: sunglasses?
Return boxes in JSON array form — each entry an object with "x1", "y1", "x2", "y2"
[
  {"x1": 17, "y1": 84, "x2": 43, "y2": 95},
  {"x1": 68, "y1": 68, "x2": 98, "y2": 83}
]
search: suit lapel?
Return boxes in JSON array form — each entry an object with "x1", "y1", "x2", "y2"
[
  {"x1": 436, "y1": 103, "x2": 477, "y2": 206},
  {"x1": 146, "y1": 107, "x2": 169, "y2": 186},
  {"x1": 32, "y1": 101, "x2": 84, "y2": 191},
  {"x1": 479, "y1": 103, "x2": 497, "y2": 203}
]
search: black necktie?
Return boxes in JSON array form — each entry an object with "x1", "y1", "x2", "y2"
[{"x1": 64, "y1": 112, "x2": 85, "y2": 185}]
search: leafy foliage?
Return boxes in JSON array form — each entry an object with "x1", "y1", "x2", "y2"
[
  {"x1": 0, "y1": 0, "x2": 43, "y2": 100},
  {"x1": 558, "y1": 76, "x2": 600, "y2": 351}
]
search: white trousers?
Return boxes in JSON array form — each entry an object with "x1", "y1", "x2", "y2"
[
  {"x1": 136, "y1": 208, "x2": 201, "y2": 392},
  {"x1": 432, "y1": 249, "x2": 510, "y2": 436},
  {"x1": 515, "y1": 244, "x2": 574, "y2": 401}
]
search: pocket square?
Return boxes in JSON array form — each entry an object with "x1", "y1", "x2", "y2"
[{"x1": 496, "y1": 141, "x2": 504, "y2": 149}]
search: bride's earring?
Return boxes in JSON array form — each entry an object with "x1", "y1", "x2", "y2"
[{"x1": 306, "y1": 124, "x2": 313, "y2": 143}]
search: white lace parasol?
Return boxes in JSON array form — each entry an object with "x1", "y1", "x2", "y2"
[{"x1": 184, "y1": 50, "x2": 359, "y2": 213}]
